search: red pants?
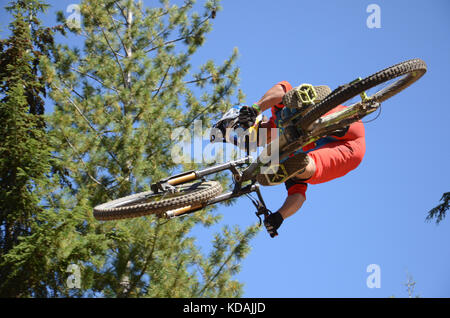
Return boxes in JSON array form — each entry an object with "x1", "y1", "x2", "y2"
[{"x1": 307, "y1": 112, "x2": 366, "y2": 185}]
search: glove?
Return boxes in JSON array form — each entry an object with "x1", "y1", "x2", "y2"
[
  {"x1": 264, "y1": 211, "x2": 284, "y2": 237},
  {"x1": 238, "y1": 104, "x2": 260, "y2": 129}
]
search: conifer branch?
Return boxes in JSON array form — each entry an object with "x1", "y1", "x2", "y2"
[
  {"x1": 62, "y1": 134, "x2": 109, "y2": 192},
  {"x1": 132, "y1": 74, "x2": 214, "y2": 125},
  {"x1": 180, "y1": 80, "x2": 234, "y2": 128},
  {"x1": 149, "y1": 75, "x2": 213, "y2": 93},
  {"x1": 56, "y1": 86, "x2": 98, "y2": 132},
  {"x1": 169, "y1": 262, "x2": 183, "y2": 296},
  {"x1": 132, "y1": 64, "x2": 171, "y2": 124},
  {"x1": 105, "y1": 6, "x2": 130, "y2": 59},
  {"x1": 426, "y1": 192, "x2": 450, "y2": 224},
  {"x1": 144, "y1": 37, "x2": 182, "y2": 53},
  {"x1": 85, "y1": 5, "x2": 128, "y2": 88},
  {"x1": 144, "y1": 1, "x2": 194, "y2": 49},
  {"x1": 125, "y1": 218, "x2": 163, "y2": 297},
  {"x1": 196, "y1": 243, "x2": 238, "y2": 297},
  {"x1": 54, "y1": 85, "x2": 122, "y2": 168},
  {"x1": 196, "y1": 226, "x2": 257, "y2": 297},
  {"x1": 70, "y1": 67, "x2": 119, "y2": 93},
  {"x1": 113, "y1": 1, "x2": 129, "y2": 22},
  {"x1": 152, "y1": 65, "x2": 171, "y2": 99},
  {"x1": 98, "y1": 27, "x2": 128, "y2": 86},
  {"x1": 60, "y1": 78, "x2": 84, "y2": 100},
  {"x1": 183, "y1": 75, "x2": 213, "y2": 85},
  {"x1": 144, "y1": 15, "x2": 211, "y2": 54}
]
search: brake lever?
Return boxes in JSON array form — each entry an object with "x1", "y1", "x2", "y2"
[
  {"x1": 255, "y1": 209, "x2": 264, "y2": 226},
  {"x1": 255, "y1": 204, "x2": 278, "y2": 238},
  {"x1": 246, "y1": 188, "x2": 278, "y2": 238},
  {"x1": 248, "y1": 194, "x2": 266, "y2": 226}
]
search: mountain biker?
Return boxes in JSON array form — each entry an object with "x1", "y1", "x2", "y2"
[{"x1": 238, "y1": 81, "x2": 366, "y2": 236}]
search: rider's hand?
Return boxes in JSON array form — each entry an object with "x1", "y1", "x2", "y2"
[
  {"x1": 238, "y1": 104, "x2": 260, "y2": 129},
  {"x1": 264, "y1": 211, "x2": 284, "y2": 237}
]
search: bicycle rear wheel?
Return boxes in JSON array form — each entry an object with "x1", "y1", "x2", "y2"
[
  {"x1": 93, "y1": 181, "x2": 222, "y2": 221},
  {"x1": 299, "y1": 58, "x2": 427, "y2": 129}
]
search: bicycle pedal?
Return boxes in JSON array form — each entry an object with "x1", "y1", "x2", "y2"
[
  {"x1": 295, "y1": 84, "x2": 318, "y2": 106},
  {"x1": 257, "y1": 164, "x2": 290, "y2": 186},
  {"x1": 283, "y1": 84, "x2": 331, "y2": 110}
]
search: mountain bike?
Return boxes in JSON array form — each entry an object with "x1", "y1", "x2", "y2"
[{"x1": 93, "y1": 58, "x2": 427, "y2": 237}]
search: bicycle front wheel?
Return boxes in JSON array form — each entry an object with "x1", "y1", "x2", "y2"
[
  {"x1": 299, "y1": 58, "x2": 427, "y2": 129},
  {"x1": 93, "y1": 181, "x2": 222, "y2": 221}
]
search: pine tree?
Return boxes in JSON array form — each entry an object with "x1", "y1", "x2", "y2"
[
  {"x1": 36, "y1": 0, "x2": 259, "y2": 297},
  {"x1": 0, "y1": 0, "x2": 59, "y2": 296}
]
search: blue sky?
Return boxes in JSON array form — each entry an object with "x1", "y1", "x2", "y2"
[
  {"x1": 1, "y1": 0, "x2": 449, "y2": 298},
  {"x1": 190, "y1": 0, "x2": 450, "y2": 298}
]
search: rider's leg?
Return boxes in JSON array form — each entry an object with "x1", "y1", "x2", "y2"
[
  {"x1": 292, "y1": 155, "x2": 316, "y2": 180},
  {"x1": 293, "y1": 137, "x2": 365, "y2": 183},
  {"x1": 294, "y1": 117, "x2": 365, "y2": 182}
]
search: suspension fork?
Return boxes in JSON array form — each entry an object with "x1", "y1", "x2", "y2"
[
  {"x1": 150, "y1": 156, "x2": 252, "y2": 193},
  {"x1": 164, "y1": 183, "x2": 261, "y2": 219}
]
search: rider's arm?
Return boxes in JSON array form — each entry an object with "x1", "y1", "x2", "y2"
[
  {"x1": 254, "y1": 83, "x2": 286, "y2": 112},
  {"x1": 277, "y1": 193, "x2": 306, "y2": 219},
  {"x1": 279, "y1": 179, "x2": 308, "y2": 219}
]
